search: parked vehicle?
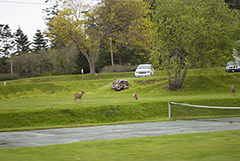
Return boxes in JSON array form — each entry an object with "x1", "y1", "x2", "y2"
[
  {"x1": 135, "y1": 64, "x2": 154, "y2": 77},
  {"x1": 226, "y1": 61, "x2": 240, "y2": 73}
]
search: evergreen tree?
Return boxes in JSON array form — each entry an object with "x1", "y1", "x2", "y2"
[
  {"x1": 0, "y1": 24, "x2": 15, "y2": 58},
  {"x1": 14, "y1": 27, "x2": 31, "y2": 55},
  {"x1": 43, "y1": 0, "x2": 63, "y2": 20},
  {"x1": 32, "y1": 29, "x2": 48, "y2": 52}
]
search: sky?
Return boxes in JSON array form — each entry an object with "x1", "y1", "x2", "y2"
[
  {"x1": 0, "y1": 0, "x2": 99, "y2": 42},
  {"x1": 0, "y1": 0, "x2": 56, "y2": 41}
]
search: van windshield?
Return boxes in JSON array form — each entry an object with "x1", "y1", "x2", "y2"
[
  {"x1": 227, "y1": 61, "x2": 239, "y2": 66},
  {"x1": 137, "y1": 65, "x2": 150, "y2": 69}
]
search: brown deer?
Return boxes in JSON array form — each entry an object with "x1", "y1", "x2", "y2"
[
  {"x1": 231, "y1": 85, "x2": 237, "y2": 96},
  {"x1": 133, "y1": 93, "x2": 138, "y2": 100},
  {"x1": 74, "y1": 90, "x2": 85, "y2": 102}
]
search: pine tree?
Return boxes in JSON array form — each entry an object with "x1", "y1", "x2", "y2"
[
  {"x1": 32, "y1": 29, "x2": 48, "y2": 52},
  {"x1": 0, "y1": 24, "x2": 15, "y2": 58},
  {"x1": 14, "y1": 27, "x2": 31, "y2": 55}
]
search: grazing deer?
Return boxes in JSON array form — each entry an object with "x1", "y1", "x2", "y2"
[
  {"x1": 231, "y1": 85, "x2": 237, "y2": 96},
  {"x1": 74, "y1": 90, "x2": 85, "y2": 102},
  {"x1": 133, "y1": 93, "x2": 138, "y2": 100}
]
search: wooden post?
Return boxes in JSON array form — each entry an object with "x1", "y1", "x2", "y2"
[
  {"x1": 168, "y1": 101, "x2": 171, "y2": 119},
  {"x1": 4, "y1": 81, "x2": 6, "y2": 85}
]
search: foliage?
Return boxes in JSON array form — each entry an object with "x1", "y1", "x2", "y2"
[
  {"x1": 43, "y1": 0, "x2": 63, "y2": 20},
  {"x1": 0, "y1": 24, "x2": 15, "y2": 58},
  {"x1": 100, "y1": 64, "x2": 137, "y2": 73},
  {"x1": 10, "y1": 45, "x2": 78, "y2": 78},
  {"x1": 149, "y1": 0, "x2": 240, "y2": 90},
  {"x1": 225, "y1": 0, "x2": 240, "y2": 10},
  {"x1": 0, "y1": 73, "x2": 19, "y2": 81},
  {"x1": 75, "y1": 47, "x2": 90, "y2": 74},
  {"x1": 96, "y1": 38, "x2": 149, "y2": 72},
  {"x1": 0, "y1": 57, "x2": 10, "y2": 73},
  {"x1": 32, "y1": 29, "x2": 48, "y2": 52},
  {"x1": 14, "y1": 27, "x2": 31, "y2": 55},
  {"x1": 45, "y1": 0, "x2": 147, "y2": 74}
]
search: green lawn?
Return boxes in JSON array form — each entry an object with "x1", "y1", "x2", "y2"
[
  {"x1": 0, "y1": 69, "x2": 240, "y2": 130},
  {"x1": 0, "y1": 68, "x2": 240, "y2": 160},
  {"x1": 0, "y1": 130, "x2": 240, "y2": 161}
]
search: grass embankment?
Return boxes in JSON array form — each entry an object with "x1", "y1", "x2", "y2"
[
  {"x1": 1, "y1": 68, "x2": 240, "y2": 160},
  {"x1": 0, "y1": 68, "x2": 240, "y2": 131}
]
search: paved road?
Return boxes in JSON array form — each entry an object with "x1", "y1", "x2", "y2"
[{"x1": 1, "y1": 120, "x2": 240, "y2": 148}]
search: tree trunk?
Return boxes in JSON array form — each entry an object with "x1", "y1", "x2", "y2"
[
  {"x1": 119, "y1": 55, "x2": 122, "y2": 65},
  {"x1": 167, "y1": 65, "x2": 188, "y2": 90},
  {"x1": 178, "y1": 65, "x2": 188, "y2": 88},
  {"x1": 89, "y1": 58, "x2": 96, "y2": 74},
  {"x1": 79, "y1": 48, "x2": 96, "y2": 74}
]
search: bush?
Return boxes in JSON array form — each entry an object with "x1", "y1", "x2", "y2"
[
  {"x1": 100, "y1": 64, "x2": 137, "y2": 73},
  {"x1": 0, "y1": 73, "x2": 20, "y2": 81}
]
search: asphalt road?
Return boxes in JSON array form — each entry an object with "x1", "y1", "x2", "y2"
[{"x1": 1, "y1": 119, "x2": 240, "y2": 148}]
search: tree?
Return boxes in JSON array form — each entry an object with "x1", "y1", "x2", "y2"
[
  {"x1": 32, "y1": 29, "x2": 48, "y2": 52},
  {"x1": 0, "y1": 57, "x2": 10, "y2": 73},
  {"x1": 43, "y1": 0, "x2": 63, "y2": 20},
  {"x1": 0, "y1": 24, "x2": 15, "y2": 58},
  {"x1": 95, "y1": 36, "x2": 150, "y2": 72},
  {"x1": 149, "y1": 0, "x2": 240, "y2": 90},
  {"x1": 46, "y1": 0, "x2": 146, "y2": 74},
  {"x1": 11, "y1": 44, "x2": 78, "y2": 77},
  {"x1": 14, "y1": 27, "x2": 31, "y2": 55}
]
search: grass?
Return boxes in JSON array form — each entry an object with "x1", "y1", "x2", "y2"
[
  {"x1": 0, "y1": 68, "x2": 240, "y2": 131},
  {"x1": 0, "y1": 68, "x2": 240, "y2": 160},
  {"x1": 0, "y1": 130, "x2": 240, "y2": 161}
]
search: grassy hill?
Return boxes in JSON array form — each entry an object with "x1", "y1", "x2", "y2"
[{"x1": 0, "y1": 68, "x2": 240, "y2": 131}]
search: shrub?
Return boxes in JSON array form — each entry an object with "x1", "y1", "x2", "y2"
[
  {"x1": 100, "y1": 64, "x2": 137, "y2": 73},
  {"x1": 0, "y1": 73, "x2": 20, "y2": 81}
]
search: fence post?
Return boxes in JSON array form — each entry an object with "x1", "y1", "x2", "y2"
[{"x1": 168, "y1": 101, "x2": 171, "y2": 119}]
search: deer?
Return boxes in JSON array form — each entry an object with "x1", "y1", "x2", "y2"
[
  {"x1": 133, "y1": 93, "x2": 138, "y2": 100},
  {"x1": 74, "y1": 90, "x2": 85, "y2": 102},
  {"x1": 231, "y1": 85, "x2": 237, "y2": 96}
]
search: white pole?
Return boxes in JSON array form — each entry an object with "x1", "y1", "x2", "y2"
[
  {"x1": 81, "y1": 69, "x2": 84, "y2": 80},
  {"x1": 10, "y1": 59, "x2": 13, "y2": 76},
  {"x1": 110, "y1": 36, "x2": 114, "y2": 66},
  {"x1": 168, "y1": 101, "x2": 171, "y2": 119}
]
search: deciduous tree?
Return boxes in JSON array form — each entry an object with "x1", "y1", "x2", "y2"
[
  {"x1": 46, "y1": 0, "x2": 146, "y2": 74},
  {"x1": 149, "y1": 0, "x2": 240, "y2": 90}
]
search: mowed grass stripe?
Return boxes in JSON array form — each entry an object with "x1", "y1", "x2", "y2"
[{"x1": 0, "y1": 130, "x2": 240, "y2": 161}]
